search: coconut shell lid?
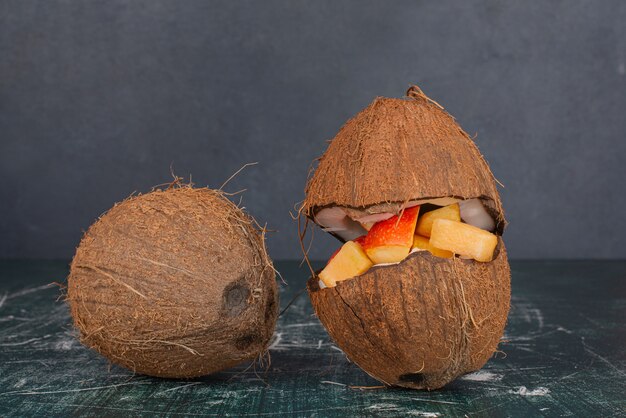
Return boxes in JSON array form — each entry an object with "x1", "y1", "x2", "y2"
[{"x1": 303, "y1": 86, "x2": 505, "y2": 230}]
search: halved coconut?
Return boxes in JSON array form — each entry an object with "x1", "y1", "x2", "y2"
[
  {"x1": 308, "y1": 242, "x2": 510, "y2": 389},
  {"x1": 302, "y1": 85, "x2": 510, "y2": 390}
]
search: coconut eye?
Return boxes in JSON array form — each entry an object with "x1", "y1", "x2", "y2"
[{"x1": 223, "y1": 281, "x2": 251, "y2": 317}]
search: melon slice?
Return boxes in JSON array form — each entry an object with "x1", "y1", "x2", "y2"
[
  {"x1": 430, "y1": 219, "x2": 497, "y2": 262},
  {"x1": 416, "y1": 203, "x2": 461, "y2": 237},
  {"x1": 318, "y1": 241, "x2": 373, "y2": 288},
  {"x1": 412, "y1": 235, "x2": 453, "y2": 258}
]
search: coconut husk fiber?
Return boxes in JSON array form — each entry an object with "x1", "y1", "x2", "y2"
[
  {"x1": 67, "y1": 186, "x2": 278, "y2": 378},
  {"x1": 308, "y1": 240, "x2": 510, "y2": 389},
  {"x1": 303, "y1": 85, "x2": 511, "y2": 390},
  {"x1": 303, "y1": 85, "x2": 506, "y2": 232}
]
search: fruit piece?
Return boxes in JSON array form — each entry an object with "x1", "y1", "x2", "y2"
[
  {"x1": 459, "y1": 199, "x2": 495, "y2": 231},
  {"x1": 365, "y1": 246, "x2": 411, "y2": 265},
  {"x1": 327, "y1": 235, "x2": 366, "y2": 264},
  {"x1": 430, "y1": 219, "x2": 497, "y2": 262},
  {"x1": 362, "y1": 206, "x2": 420, "y2": 264},
  {"x1": 363, "y1": 207, "x2": 420, "y2": 248},
  {"x1": 412, "y1": 235, "x2": 453, "y2": 258},
  {"x1": 354, "y1": 235, "x2": 367, "y2": 246},
  {"x1": 415, "y1": 203, "x2": 460, "y2": 237},
  {"x1": 318, "y1": 241, "x2": 373, "y2": 287},
  {"x1": 314, "y1": 207, "x2": 367, "y2": 241}
]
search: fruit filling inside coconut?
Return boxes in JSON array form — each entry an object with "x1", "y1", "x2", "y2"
[{"x1": 315, "y1": 198, "x2": 499, "y2": 288}]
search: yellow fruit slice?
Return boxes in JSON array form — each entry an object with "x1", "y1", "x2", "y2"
[
  {"x1": 430, "y1": 219, "x2": 498, "y2": 262},
  {"x1": 318, "y1": 241, "x2": 374, "y2": 287},
  {"x1": 412, "y1": 235, "x2": 453, "y2": 258},
  {"x1": 365, "y1": 245, "x2": 411, "y2": 264},
  {"x1": 416, "y1": 204, "x2": 461, "y2": 237}
]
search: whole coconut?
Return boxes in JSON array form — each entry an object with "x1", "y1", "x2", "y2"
[
  {"x1": 302, "y1": 86, "x2": 510, "y2": 390},
  {"x1": 68, "y1": 186, "x2": 278, "y2": 378}
]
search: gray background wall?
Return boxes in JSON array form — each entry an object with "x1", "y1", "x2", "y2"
[{"x1": 1, "y1": 0, "x2": 624, "y2": 261}]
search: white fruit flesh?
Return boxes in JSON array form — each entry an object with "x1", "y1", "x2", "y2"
[
  {"x1": 459, "y1": 199, "x2": 496, "y2": 231},
  {"x1": 314, "y1": 207, "x2": 367, "y2": 241},
  {"x1": 354, "y1": 212, "x2": 395, "y2": 224}
]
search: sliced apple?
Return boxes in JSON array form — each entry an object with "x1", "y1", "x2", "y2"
[
  {"x1": 415, "y1": 203, "x2": 461, "y2": 238},
  {"x1": 430, "y1": 219, "x2": 498, "y2": 262},
  {"x1": 365, "y1": 246, "x2": 411, "y2": 264},
  {"x1": 318, "y1": 240, "x2": 373, "y2": 287},
  {"x1": 362, "y1": 206, "x2": 420, "y2": 264},
  {"x1": 412, "y1": 234, "x2": 453, "y2": 259},
  {"x1": 354, "y1": 235, "x2": 367, "y2": 246}
]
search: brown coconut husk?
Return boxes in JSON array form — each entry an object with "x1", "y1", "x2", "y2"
[
  {"x1": 67, "y1": 186, "x2": 278, "y2": 378},
  {"x1": 303, "y1": 85, "x2": 506, "y2": 233},
  {"x1": 308, "y1": 240, "x2": 510, "y2": 390},
  {"x1": 302, "y1": 85, "x2": 511, "y2": 390}
]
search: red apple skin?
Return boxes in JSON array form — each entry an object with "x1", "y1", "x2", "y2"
[
  {"x1": 362, "y1": 206, "x2": 420, "y2": 250},
  {"x1": 324, "y1": 206, "x2": 420, "y2": 267},
  {"x1": 354, "y1": 235, "x2": 367, "y2": 246}
]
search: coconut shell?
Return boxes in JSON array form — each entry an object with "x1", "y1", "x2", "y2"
[
  {"x1": 308, "y1": 241, "x2": 510, "y2": 390},
  {"x1": 67, "y1": 187, "x2": 278, "y2": 378},
  {"x1": 303, "y1": 86, "x2": 506, "y2": 231},
  {"x1": 303, "y1": 86, "x2": 510, "y2": 390}
]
